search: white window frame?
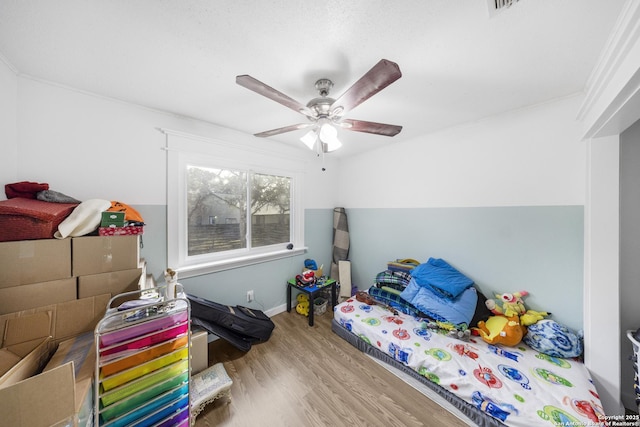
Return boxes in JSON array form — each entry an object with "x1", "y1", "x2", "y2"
[{"x1": 164, "y1": 129, "x2": 306, "y2": 279}]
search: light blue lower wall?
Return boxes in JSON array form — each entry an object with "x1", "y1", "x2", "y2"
[
  {"x1": 135, "y1": 205, "x2": 168, "y2": 282},
  {"x1": 135, "y1": 205, "x2": 584, "y2": 331},
  {"x1": 345, "y1": 206, "x2": 584, "y2": 331}
]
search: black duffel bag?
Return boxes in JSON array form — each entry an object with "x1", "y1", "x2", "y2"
[{"x1": 187, "y1": 293, "x2": 275, "y2": 343}]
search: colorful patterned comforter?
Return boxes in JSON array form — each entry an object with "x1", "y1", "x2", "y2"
[{"x1": 333, "y1": 297, "x2": 606, "y2": 427}]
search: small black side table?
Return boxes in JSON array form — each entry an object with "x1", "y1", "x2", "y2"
[{"x1": 286, "y1": 278, "x2": 337, "y2": 327}]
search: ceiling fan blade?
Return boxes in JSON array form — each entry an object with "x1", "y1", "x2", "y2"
[
  {"x1": 340, "y1": 119, "x2": 402, "y2": 137},
  {"x1": 331, "y1": 59, "x2": 402, "y2": 115},
  {"x1": 236, "y1": 75, "x2": 313, "y2": 117},
  {"x1": 254, "y1": 123, "x2": 315, "y2": 138}
]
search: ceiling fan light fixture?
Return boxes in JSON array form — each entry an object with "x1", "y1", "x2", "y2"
[
  {"x1": 321, "y1": 140, "x2": 342, "y2": 153},
  {"x1": 319, "y1": 122, "x2": 342, "y2": 152},
  {"x1": 300, "y1": 129, "x2": 318, "y2": 150},
  {"x1": 237, "y1": 58, "x2": 403, "y2": 154}
]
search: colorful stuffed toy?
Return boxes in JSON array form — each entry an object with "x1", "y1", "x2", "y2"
[
  {"x1": 486, "y1": 291, "x2": 529, "y2": 317},
  {"x1": 486, "y1": 290, "x2": 549, "y2": 327},
  {"x1": 295, "y1": 294, "x2": 310, "y2": 317},
  {"x1": 475, "y1": 315, "x2": 527, "y2": 347},
  {"x1": 520, "y1": 309, "x2": 549, "y2": 327}
]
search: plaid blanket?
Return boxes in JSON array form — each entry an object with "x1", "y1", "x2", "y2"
[
  {"x1": 368, "y1": 286, "x2": 427, "y2": 318},
  {"x1": 374, "y1": 270, "x2": 411, "y2": 290}
]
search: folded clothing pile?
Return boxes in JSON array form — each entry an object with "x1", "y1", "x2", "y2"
[
  {"x1": 399, "y1": 258, "x2": 477, "y2": 329},
  {"x1": 2, "y1": 180, "x2": 145, "y2": 241},
  {"x1": 366, "y1": 258, "x2": 493, "y2": 339}
]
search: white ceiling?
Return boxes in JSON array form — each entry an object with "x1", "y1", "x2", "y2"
[{"x1": 0, "y1": 0, "x2": 628, "y2": 157}]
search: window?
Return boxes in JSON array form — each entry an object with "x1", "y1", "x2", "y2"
[
  {"x1": 186, "y1": 166, "x2": 292, "y2": 255},
  {"x1": 165, "y1": 129, "x2": 305, "y2": 278}
]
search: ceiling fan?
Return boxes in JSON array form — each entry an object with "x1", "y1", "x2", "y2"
[{"x1": 236, "y1": 59, "x2": 403, "y2": 153}]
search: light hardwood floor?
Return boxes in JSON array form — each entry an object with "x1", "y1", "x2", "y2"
[{"x1": 195, "y1": 309, "x2": 471, "y2": 427}]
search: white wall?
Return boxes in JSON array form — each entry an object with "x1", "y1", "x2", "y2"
[
  {"x1": 584, "y1": 135, "x2": 622, "y2": 416},
  {"x1": 16, "y1": 76, "x2": 339, "y2": 208},
  {"x1": 13, "y1": 76, "x2": 340, "y2": 312},
  {"x1": 336, "y1": 96, "x2": 587, "y2": 332},
  {"x1": 0, "y1": 57, "x2": 18, "y2": 197},
  {"x1": 339, "y1": 95, "x2": 586, "y2": 208},
  {"x1": 17, "y1": 78, "x2": 166, "y2": 203}
]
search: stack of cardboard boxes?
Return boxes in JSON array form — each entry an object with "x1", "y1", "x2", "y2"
[
  {"x1": 0, "y1": 235, "x2": 143, "y2": 314},
  {"x1": 0, "y1": 235, "x2": 143, "y2": 427},
  {"x1": 0, "y1": 234, "x2": 211, "y2": 426}
]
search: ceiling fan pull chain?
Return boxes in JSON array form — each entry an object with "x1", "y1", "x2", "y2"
[{"x1": 317, "y1": 145, "x2": 327, "y2": 171}]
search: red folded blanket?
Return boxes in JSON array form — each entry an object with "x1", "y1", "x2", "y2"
[{"x1": 5, "y1": 181, "x2": 49, "y2": 199}]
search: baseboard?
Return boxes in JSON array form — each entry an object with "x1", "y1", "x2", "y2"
[{"x1": 265, "y1": 303, "x2": 287, "y2": 317}]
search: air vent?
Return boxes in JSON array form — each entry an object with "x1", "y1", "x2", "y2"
[{"x1": 487, "y1": 0, "x2": 521, "y2": 17}]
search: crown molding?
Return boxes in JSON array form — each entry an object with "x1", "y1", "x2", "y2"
[{"x1": 578, "y1": 0, "x2": 640, "y2": 139}]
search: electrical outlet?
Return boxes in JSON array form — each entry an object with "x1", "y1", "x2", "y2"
[{"x1": 247, "y1": 290, "x2": 254, "y2": 302}]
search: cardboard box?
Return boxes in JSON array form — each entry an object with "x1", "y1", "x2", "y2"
[
  {"x1": 0, "y1": 294, "x2": 110, "y2": 349},
  {"x1": 72, "y1": 235, "x2": 140, "y2": 276},
  {"x1": 191, "y1": 328, "x2": 208, "y2": 375},
  {"x1": 0, "y1": 294, "x2": 109, "y2": 426},
  {"x1": 0, "y1": 277, "x2": 77, "y2": 315},
  {"x1": 77, "y1": 268, "x2": 142, "y2": 299},
  {"x1": 43, "y1": 332, "x2": 96, "y2": 427},
  {"x1": 0, "y1": 238, "x2": 71, "y2": 288},
  {"x1": 2, "y1": 311, "x2": 53, "y2": 349},
  {"x1": 0, "y1": 297, "x2": 106, "y2": 390},
  {"x1": 0, "y1": 362, "x2": 76, "y2": 427},
  {"x1": 0, "y1": 336, "x2": 53, "y2": 388},
  {"x1": 0, "y1": 347, "x2": 22, "y2": 375}
]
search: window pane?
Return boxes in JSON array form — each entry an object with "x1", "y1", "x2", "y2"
[
  {"x1": 251, "y1": 173, "x2": 291, "y2": 248},
  {"x1": 187, "y1": 165, "x2": 247, "y2": 256}
]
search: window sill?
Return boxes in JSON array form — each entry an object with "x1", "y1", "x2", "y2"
[{"x1": 175, "y1": 247, "x2": 308, "y2": 279}]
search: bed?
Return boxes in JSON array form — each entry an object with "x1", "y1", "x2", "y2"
[{"x1": 331, "y1": 293, "x2": 606, "y2": 427}]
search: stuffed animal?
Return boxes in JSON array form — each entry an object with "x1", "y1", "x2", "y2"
[
  {"x1": 475, "y1": 315, "x2": 527, "y2": 347},
  {"x1": 486, "y1": 290, "x2": 549, "y2": 327},
  {"x1": 296, "y1": 293, "x2": 310, "y2": 317},
  {"x1": 486, "y1": 291, "x2": 529, "y2": 317},
  {"x1": 520, "y1": 309, "x2": 550, "y2": 327}
]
